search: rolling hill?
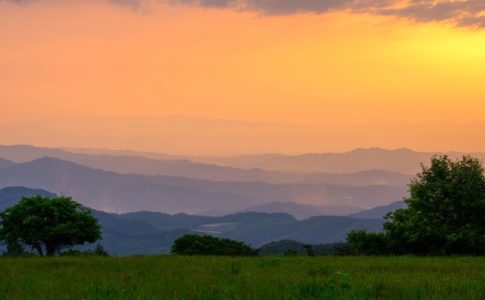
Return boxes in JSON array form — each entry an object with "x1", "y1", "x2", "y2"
[
  {"x1": 98, "y1": 209, "x2": 384, "y2": 252},
  {"x1": 114, "y1": 211, "x2": 384, "y2": 250},
  {"x1": 0, "y1": 186, "x2": 384, "y2": 255},
  {"x1": 0, "y1": 186, "x2": 57, "y2": 211}
]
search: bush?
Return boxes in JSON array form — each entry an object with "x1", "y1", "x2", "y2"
[{"x1": 171, "y1": 234, "x2": 257, "y2": 256}]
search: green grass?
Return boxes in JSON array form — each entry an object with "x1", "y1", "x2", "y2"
[{"x1": 0, "y1": 256, "x2": 483, "y2": 299}]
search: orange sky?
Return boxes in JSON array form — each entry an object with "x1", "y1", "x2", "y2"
[{"x1": 1, "y1": 0, "x2": 485, "y2": 154}]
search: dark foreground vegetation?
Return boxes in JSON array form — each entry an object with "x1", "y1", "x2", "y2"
[
  {"x1": 171, "y1": 234, "x2": 257, "y2": 256},
  {"x1": 0, "y1": 195, "x2": 101, "y2": 256},
  {"x1": 0, "y1": 256, "x2": 483, "y2": 299},
  {"x1": 345, "y1": 155, "x2": 485, "y2": 256}
]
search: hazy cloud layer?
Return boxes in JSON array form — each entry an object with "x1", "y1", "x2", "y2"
[
  {"x1": 380, "y1": 0, "x2": 485, "y2": 28},
  {"x1": 4, "y1": 0, "x2": 485, "y2": 28},
  {"x1": 176, "y1": 0, "x2": 485, "y2": 27},
  {"x1": 171, "y1": 0, "x2": 391, "y2": 13}
]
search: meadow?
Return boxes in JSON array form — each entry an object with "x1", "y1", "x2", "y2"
[{"x1": 0, "y1": 256, "x2": 483, "y2": 299}]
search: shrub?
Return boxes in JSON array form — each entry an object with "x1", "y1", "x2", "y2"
[{"x1": 171, "y1": 234, "x2": 257, "y2": 256}]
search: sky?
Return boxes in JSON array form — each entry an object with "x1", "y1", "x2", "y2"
[{"x1": 1, "y1": 0, "x2": 485, "y2": 154}]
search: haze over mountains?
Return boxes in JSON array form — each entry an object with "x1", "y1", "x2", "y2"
[
  {"x1": 0, "y1": 157, "x2": 406, "y2": 214},
  {"x1": 0, "y1": 145, "x2": 295, "y2": 183},
  {"x1": 3, "y1": 144, "x2": 482, "y2": 175},
  {"x1": 1, "y1": 145, "x2": 476, "y2": 255},
  {"x1": 0, "y1": 145, "x2": 417, "y2": 182},
  {"x1": 196, "y1": 148, "x2": 485, "y2": 174},
  {"x1": 4, "y1": 117, "x2": 485, "y2": 156},
  {"x1": 1, "y1": 144, "x2": 482, "y2": 216}
]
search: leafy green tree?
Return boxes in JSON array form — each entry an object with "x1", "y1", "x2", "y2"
[
  {"x1": 345, "y1": 155, "x2": 485, "y2": 255},
  {"x1": 384, "y1": 155, "x2": 485, "y2": 255},
  {"x1": 171, "y1": 234, "x2": 257, "y2": 256},
  {"x1": 0, "y1": 196, "x2": 101, "y2": 256}
]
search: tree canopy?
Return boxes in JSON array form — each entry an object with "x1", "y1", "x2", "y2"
[
  {"x1": 345, "y1": 155, "x2": 485, "y2": 255},
  {"x1": 171, "y1": 234, "x2": 257, "y2": 256},
  {"x1": 0, "y1": 195, "x2": 101, "y2": 256}
]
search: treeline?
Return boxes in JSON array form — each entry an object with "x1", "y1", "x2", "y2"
[
  {"x1": 171, "y1": 234, "x2": 257, "y2": 256},
  {"x1": 170, "y1": 235, "x2": 344, "y2": 256}
]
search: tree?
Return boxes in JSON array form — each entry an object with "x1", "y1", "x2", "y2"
[
  {"x1": 0, "y1": 196, "x2": 101, "y2": 256},
  {"x1": 171, "y1": 234, "x2": 257, "y2": 256},
  {"x1": 384, "y1": 155, "x2": 485, "y2": 255},
  {"x1": 345, "y1": 155, "x2": 485, "y2": 255}
]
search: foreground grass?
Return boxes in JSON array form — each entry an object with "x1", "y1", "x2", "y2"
[{"x1": 0, "y1": 256, "x2": 483, "y2": 299}]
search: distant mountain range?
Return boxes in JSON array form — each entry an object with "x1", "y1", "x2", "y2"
[
  {"x1": 3, "y1": 144, "x2": 482, "y2": 180},
  {"x1": 0, "y1": 157, "x2": 407, "y2": 214},
  {"x1": 196, "y1": 148, "x2": 485, "y2": 174},
  {"x1": 0, "y1": 145, "x2": 466, "y2": 255},
  {"x1": 0, "y1": 145, "x2": 413, "y2": 186},
  {"x1": 0, "y1": 157, "x2": 254, "y2": 214},
  {"x1": 0, "y1": 187, "x2": 385, "y2": 255},
  {"x1": 0, "y1": 145, "x2": 297, "y2": 183}
]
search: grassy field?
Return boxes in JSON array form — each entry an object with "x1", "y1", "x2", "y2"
[{"x1": 0, "y1": 256, "x2": 483, "y2": 299}]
